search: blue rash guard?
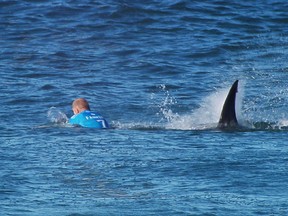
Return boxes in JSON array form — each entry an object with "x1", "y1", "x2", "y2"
[{"x1": 69, "y1": 110, "x2": 109, "y2": 129}]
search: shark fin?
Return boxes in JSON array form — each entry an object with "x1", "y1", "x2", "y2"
[{"x1": 217, "y1": 80, "x2": 239, "y2": 129}]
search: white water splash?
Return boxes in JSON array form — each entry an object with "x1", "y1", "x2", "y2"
[
  {"x1": 110, "y1": 82, "x2": 246, "y2": 131},
  {"x1": 47, "y1": 107, "x2": 68, "y2": 124},
  {"x1": 162, "y1": 82, "x2": 245, "y2": 130}
]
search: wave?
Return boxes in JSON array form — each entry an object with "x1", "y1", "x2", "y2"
[
  {"x1": 41, "y1": 83, "x2": 288, "y2": 132},
  {"x1": 111, "y1": 82, "x2": 288, "y2": 132}
]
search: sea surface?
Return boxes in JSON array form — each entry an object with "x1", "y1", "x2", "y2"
[{"x1": 1, "y1": 0, "x2": 288, "y2": 215}]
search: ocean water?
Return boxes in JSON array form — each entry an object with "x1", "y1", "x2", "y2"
[{"x1": 1, "y1": 0, "x2": 288, "y2": 215}]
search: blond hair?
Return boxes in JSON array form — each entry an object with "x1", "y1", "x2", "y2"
[{"x1": 72, "y1": 98, "x2": 90, "y2": 111}]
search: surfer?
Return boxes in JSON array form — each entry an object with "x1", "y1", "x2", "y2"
[{"x1": 69, "y1": 98, "x2": 109, "y2": 129}]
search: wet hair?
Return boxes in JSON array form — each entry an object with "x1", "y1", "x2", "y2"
[{"x1": 72, "y1": 98, "x2": 90, "y2": 110}]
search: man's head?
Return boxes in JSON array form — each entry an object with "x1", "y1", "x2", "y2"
[{"x1": 72, "y1": 98, "x2": 90, "y2": 114}]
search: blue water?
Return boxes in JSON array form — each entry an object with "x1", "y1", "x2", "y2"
[{"x1": 1, "y1": 0, "x2": 288, "y2": 215}]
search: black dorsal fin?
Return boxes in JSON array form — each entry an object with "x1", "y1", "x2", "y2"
[{"x1": 217, "y1": 80, "x2": 239, "y2": 128}]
